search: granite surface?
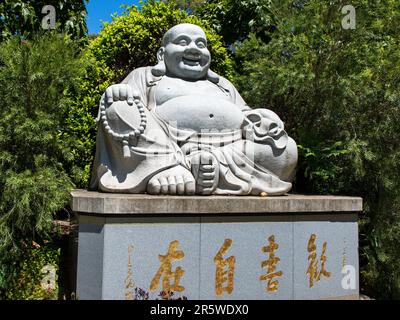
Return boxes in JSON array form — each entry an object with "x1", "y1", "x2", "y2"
[{"x1": 71, "y1": 190, "x2": 362, "y2": 215}]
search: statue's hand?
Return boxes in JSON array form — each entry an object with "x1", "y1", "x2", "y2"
[{"x1": 104, "y1": 84, "x2": 139, "y2": 106}]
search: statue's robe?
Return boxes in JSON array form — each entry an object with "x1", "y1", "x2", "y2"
[{"x1": 90, "y1": 67, "x2": 293, "y2": 195}]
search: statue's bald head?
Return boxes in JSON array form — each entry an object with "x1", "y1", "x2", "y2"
[
  {"x1": 162, "y1": 23, "x2": 207, "y2": 47},
  {"x1": 157, "y1": 23, "x2": 211, "y2": 81}
]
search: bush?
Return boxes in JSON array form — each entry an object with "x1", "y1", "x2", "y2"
[
  {"x1": 0, "y1": 32, "x2": 86, "y2": 297},
  {"x1": 67, "y1": 0, "x2": 233, "y2": 188},
  {"x1": 232, "y1": 0, "x2": 400, "y2": 298},
  {"x1": 5, "y1": 243, "x2": 60, "y2": 300}
]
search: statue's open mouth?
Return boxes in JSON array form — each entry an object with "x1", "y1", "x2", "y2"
[{"x1": 182, "y1": 56, "x2": 200, "y2": 66}]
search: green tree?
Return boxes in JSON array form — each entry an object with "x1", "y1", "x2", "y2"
[
  {"x1": 233, "y1": 0, "x2": 400, "y2": 298},
  {"x1": 196, "y1": 0, "x2": 276, "y2": 47},
  {"x1": 0, "y1": 33, "x2": 87, "y2": 297},
  {"x1": 67, "y1": 0, "x2": 233, "y2": 187},
  {"x1": 163, "y1": 0, "x2": 206, "y2": 13},
  {"x1": 0, "y1": 0, "x2": 88, "y2": 41}
]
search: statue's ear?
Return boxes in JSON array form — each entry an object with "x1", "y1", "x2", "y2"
[
  {"x1": 152, "y1": 48, "x2": 167, "y2": 77},
  {"x1": 157, "y1": 47, "x2": 165, "y2": 62}
]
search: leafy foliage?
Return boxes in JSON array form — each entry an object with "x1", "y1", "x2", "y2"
[
  {"x1": 5, "y1": 243, "x2": 60, "y2": 300},
  {"x1": 68, "y1": 0, "x2": 233, "y2": 187},
  {"x1": 0, "y1": 0, "x2": 88, "y2": 41},
  {"x1": 1, "y1": 0, "x2": 397, "y2": 301},
  {"x1": 196, "y1": 0, "x2": 276, "y2": 47},
  {"x1": 163, "y1": 0, "x2": 206, "y2": 14},
  {"x1": 232, "y1": 0, "x2": 400, "y2": 298},
  {"x1": 0, "y1": 33, "x2": 86, "y2": 296}
]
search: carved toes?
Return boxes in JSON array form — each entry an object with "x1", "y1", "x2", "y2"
[
  {"x1": 147, "y1": 178, "x2": 161, "y2": 195},
  {"x1": 183, "y1": 176, "x2": 196, "y2": 195},
  {"x1": 146, "y1": 167, "x2": 195, "y2": 195}
]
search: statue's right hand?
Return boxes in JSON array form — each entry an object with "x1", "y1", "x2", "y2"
[{"x1": 105, "y1": 84, "x2": 139, "y2": 106}]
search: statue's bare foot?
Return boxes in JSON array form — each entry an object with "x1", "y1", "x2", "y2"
[
  {"x1": 147, "y1": 165, "x2": 195, "y2": 195},
  {"x1": 191, "y1": 151, "x2": 219, "y2": 195}
]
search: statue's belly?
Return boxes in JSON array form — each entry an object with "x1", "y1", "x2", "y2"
[{"x1": 155, "y1": 95, "x2": 244, "y2": 132}]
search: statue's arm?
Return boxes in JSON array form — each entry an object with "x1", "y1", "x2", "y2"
[
  {"x1": 223, "y1": 76, "x2": 288, "y2": 148},
  {"x1": 101, "y1": 67, "x2": 149, "y2": 109},
  {"x1": 216, "y1": 75, "x2": 288, "y2": 147},
  {"x1": 121, "y1": 67, "x2": 149, "y2": 101},
  {"x1": 217, "y1": 75, "x2": 251, "y2": 112}
]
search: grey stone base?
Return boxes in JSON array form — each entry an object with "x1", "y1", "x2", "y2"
[{"x1": 71, "y1": 191, "x2": 362, "y2": 300}]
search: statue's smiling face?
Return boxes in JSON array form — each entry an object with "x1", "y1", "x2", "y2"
[{"x1": 162, "y1": 24, "x2": 211, "y2": 80}]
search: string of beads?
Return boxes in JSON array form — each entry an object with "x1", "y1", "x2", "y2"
[{"x1": 100, "y1": 98, "x2": 147, "y2": 157}]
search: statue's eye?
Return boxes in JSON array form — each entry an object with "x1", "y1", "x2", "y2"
[
  {"x1": 197, "y1": 41, "x2": 206, "y2": 49},
  {"x1": 179, "y1": 39, "x2": 188, "y2": 46}
]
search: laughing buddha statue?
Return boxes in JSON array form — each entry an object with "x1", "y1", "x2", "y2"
[{"x1": 90, "y1": 23, "x2": 298, "y2": 196}]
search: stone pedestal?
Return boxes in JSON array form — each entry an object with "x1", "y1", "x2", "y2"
[{"x1": 71, "y1": 190, "x2": 362, "y2": 300}]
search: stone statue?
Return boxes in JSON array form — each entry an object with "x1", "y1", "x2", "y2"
[{"x1": 90, "y1": 23, "x2": 298, "y2": 196}]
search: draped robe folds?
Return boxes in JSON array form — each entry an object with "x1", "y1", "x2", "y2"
[{"x1": 90, "y1": 66, "x2": 294, "y2": 195}]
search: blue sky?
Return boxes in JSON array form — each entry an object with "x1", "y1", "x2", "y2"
[{"x1": 86, "y1": 0, "x2": 141, "y2": 34}]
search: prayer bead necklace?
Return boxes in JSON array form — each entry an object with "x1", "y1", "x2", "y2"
[{"x1": 100, "y1": 98, "x2": 147, "y2": 158}]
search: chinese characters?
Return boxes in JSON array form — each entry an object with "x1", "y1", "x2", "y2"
[
  {"x1": 124, "y1": 245, "x2": 135, "y2": 300},
  {"x1": 124, "y1": 233, "x2": 333, "y2": 298},
  {"x1": 260, "y1": 235, "x2": 283, "y2": 293},
  {"x1": 306, "y1": 234, "x2": 331, "y2": 288},
  {"x1": 214, "y1": 239, "x2": 236, "y2": 296},
  {"x1": 150, "y1": 240, "x2": 185, "y2": 298}
]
